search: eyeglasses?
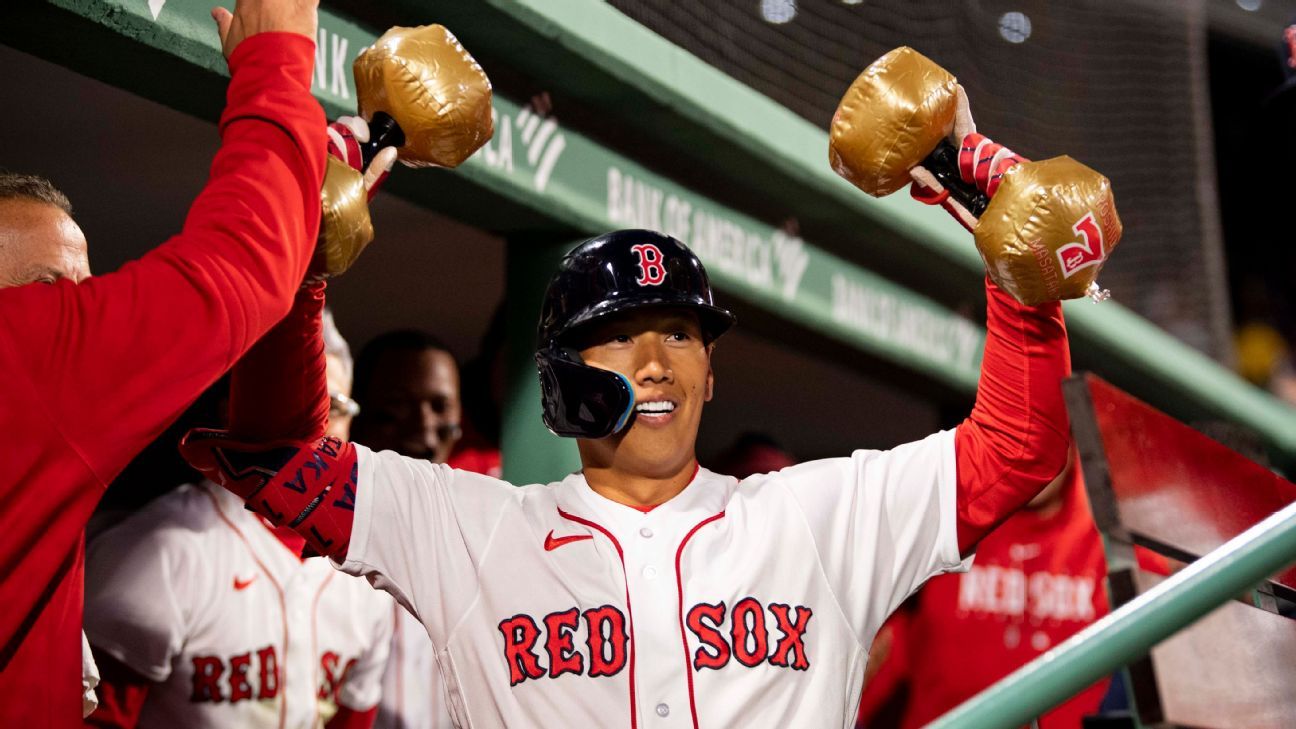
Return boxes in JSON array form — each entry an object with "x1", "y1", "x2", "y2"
[{"x1": 330, "y1": 391, "x2": 361, "y2": 418}]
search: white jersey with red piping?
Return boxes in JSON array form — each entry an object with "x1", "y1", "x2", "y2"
[
  {"x1": 338, "y1": 428, "x2": 965, "y2": 728},
  {"x1": 84, "y1": 481, "x2": 394, "y2": 729}
]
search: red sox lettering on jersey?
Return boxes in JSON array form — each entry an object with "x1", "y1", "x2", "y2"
[
  {"x1": 498, "y1": 599, "x2": 812, "y2": 685},
  {"x1": 338, "y1": 430, "x2": 966, "y2": 728},
  {"x1": 188, "y1": 647, "x2": 362, "y2": 705},
  {"x1": 686, "y1": 599, "x2": 813, "y2": 672},
  {"x1": 188, "y1": 645, "x2": 279, "y2": 703},
  {"x1": 956, "y1": 560, "x2": 1097, "y2": 623}
]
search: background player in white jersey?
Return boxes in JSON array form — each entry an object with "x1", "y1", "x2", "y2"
[
  {"x1": 182, "y1": 220, "x2": 1074, "y2": 727},
  {"x1": 345, "y1": 329, "x2": 466, "y2": 729},
  {"x1": 84, "y1": 298, "x2": 394, "y2": 729}
]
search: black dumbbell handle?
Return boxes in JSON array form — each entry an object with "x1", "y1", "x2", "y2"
[
  {"x1": 357, "y1": 112, "x2": 406, "y2": 169},
  {"x1": 920, "y1": 138, "x2": 990, "y2": 218}
]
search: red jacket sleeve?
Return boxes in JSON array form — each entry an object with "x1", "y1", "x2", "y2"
[
  {"x1": 0, "y1": 32, "x2": 326, "y2": 485},
  {"x1": 954, "y1": 278, "x2": 1071, "y2": 554}
]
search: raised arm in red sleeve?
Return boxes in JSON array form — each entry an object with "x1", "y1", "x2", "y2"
[
  {"x1": 228, "y1": 280, "x2": 330, "y2": 443},
  {"x1": 0, "y1": 32, "x2": 325, "y2": 726},
  {"x1": 953, "y1": 278, "x2": 1071, "y2": 555}
]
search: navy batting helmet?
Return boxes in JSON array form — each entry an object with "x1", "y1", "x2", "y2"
[{"x1": 534, "y1": 230, "x2": 735, "y2": 439}]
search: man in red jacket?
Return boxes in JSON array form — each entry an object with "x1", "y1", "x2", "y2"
[{"x1": 0, "y1": 1, "x2": 327, "y2": 724}]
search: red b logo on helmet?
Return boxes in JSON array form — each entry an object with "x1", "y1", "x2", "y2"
[{"x1": 631, "y1": 244, "x2": 667, "y2": 286}]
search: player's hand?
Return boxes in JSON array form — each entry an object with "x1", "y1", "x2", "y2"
[
  {"x1": 326, "y1": 116, "x2": 399, "y2": 199},
  {"x1": 311, "y1": 117, "x2": 399, "y2": 281},
  {"x1": 211, "y1": 0, "x2": 320, "y2": 61}
]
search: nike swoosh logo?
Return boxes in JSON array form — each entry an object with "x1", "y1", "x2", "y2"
[
  {"x1": 544, "y1": 530, "x2": 593, "y2": 551},
  {"x1": 233, "y1": 575, "x2": 258, "y2": 591}
]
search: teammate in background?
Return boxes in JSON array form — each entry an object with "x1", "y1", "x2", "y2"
[
  {"x1": 184, "y1": 225, "x2": 1073, "y2": 727},
  {"x1": 856, "y1": 450, "x2": 1110, "y2": 728},
  {"x1": 350, "y1": 330, "x2": 464, "y2": 465},
  {"x1": 346, "y1": 330, "x2": 465, "y2": 729},
  {"x1": 83, "y1": 307, "x2": 394, "y2": 729},
  {"x1": 324, "y1": 308, "x2": 361, "y2": 440},
  {"x1": 0, "y1": 1, "x2": 327, "y2": 722}
]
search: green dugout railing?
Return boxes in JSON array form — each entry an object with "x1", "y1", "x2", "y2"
[{"x1": 926, "y1": 499, "x2": 1296, "y2": 729}]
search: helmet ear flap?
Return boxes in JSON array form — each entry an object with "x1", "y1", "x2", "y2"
[{"x1": 535, "y1": 346, "x2": 634, "y2": 439}]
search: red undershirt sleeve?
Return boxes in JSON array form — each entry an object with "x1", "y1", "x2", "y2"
[
  {"x1": 83, "y1": 651, "x2": 151, "y2": 729},
  {"x1": 228, "y1": 281, "x2": 329, "y2": 443},
  {"x1": 953, "y1": 277, "x2": 1071, "y2": 555},
  {"x1": 0, "y1": 32, "x2": 326, "y2": 486}
]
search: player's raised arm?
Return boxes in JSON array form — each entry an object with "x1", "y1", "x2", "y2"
[
  {"x1": 179, "y1": 21, "x2": 494, "y2": 601},
  {"x1": 0, "y1": 1, "x2": 326, "y2": 486},
  {"x1": 830, "y1": 47, "x2": 1121, "y2": 555},
  {"x1": 224, "y1": 21, "x2": 493, "y2": 446},
  {"x1": 951, "y1": 279, "x2": 1070, "y2": 553}
]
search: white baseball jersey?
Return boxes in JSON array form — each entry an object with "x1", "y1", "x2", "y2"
[
  {"x1": 338, "y1": 429, "x2": 967, "y2": 728},
  {"x1": 375, "y1": 604, "x2": 456, "y2": 729},
  {"x1": 85, "y1": 482, "x2": 394, "y2": 728}
]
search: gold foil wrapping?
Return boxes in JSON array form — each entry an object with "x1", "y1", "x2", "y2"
[
  {"x1": 976, "y1": 157, "x2": 1122, "y2": 305},
  {"x1": 354, "y1": 24, "x2": 494, "y2": 168},
  {"x1": 318, "y1": 156, "x2": 374, "y2": 277},
  {"x1": 829, "y1": 46, "x2": 959, "y2": 196}
]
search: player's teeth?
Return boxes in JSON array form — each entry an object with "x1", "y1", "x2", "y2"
[{"x1": 636, "y1": 401, "x2": 674, "y2": 413}]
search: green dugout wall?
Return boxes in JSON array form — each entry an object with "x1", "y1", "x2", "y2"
[{"x1": 6, "y1": 0, "x2": 1295, "y2": 478}]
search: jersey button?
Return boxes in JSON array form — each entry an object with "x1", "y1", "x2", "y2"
[
  {"x1": 639, "y1": 527, "x2": 653, "y2": 538},
  {"x1": 655, "y1": 703, "x2": 670, "y2": 717},
  {"x1": 642, "y1": 566, "x2": 657, "y2": 579}
]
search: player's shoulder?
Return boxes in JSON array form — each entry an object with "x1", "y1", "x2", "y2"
[
  {"x1": 89, "y1": 483, "x2": 224, "y2": 554},
  {"x1": 721, "y1": 444, "x2": 916, "y2": 503},
  {"x1": 361, "y1": 444, "x2": 512, "y2": 487},
  {"x1": 756, "y1": 430, "x2": 956, "y2": 486},
  {"x1": 728, "y1": 457, "x2": 854, "y2": 496},
  {"x1": 366, "y1": 444, "x2": 535, "y2": 510}
]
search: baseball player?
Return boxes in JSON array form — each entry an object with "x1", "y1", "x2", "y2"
[
  {"x1": 343, "y1": 329, "x2": 467, "y2": 729},
  {"x1": 83, "y1": 479, "x2": 395, "y2": 729},
  {"x1": 84, "y1": 293, "x2": 393, "y2": 729},
  {"x1": 183, "y1": 221, "x2": 1073, "y2": 727}
]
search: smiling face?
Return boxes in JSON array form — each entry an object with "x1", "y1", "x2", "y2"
[{"x1": 573, "y1": 307, "x2": 714, "y2": 479}]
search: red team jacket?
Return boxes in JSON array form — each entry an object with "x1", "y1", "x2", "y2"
[
  {"x1": 0, "y1": 34, "x2": 325, "y2": 726},
  {"x1": 858, "y1": 465, "x2": 1110, "y2": 728}
]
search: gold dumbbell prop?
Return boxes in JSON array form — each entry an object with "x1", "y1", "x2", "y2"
[
  {"x1": 318, "y1": 24, "x2": 495, "y2": 278},
  {"x1": 830, "y1": 47, "x2": 1122, "y2": 305},
  {"x1": 353, "y1": 24, "x2": 494, "y2": 169}
]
